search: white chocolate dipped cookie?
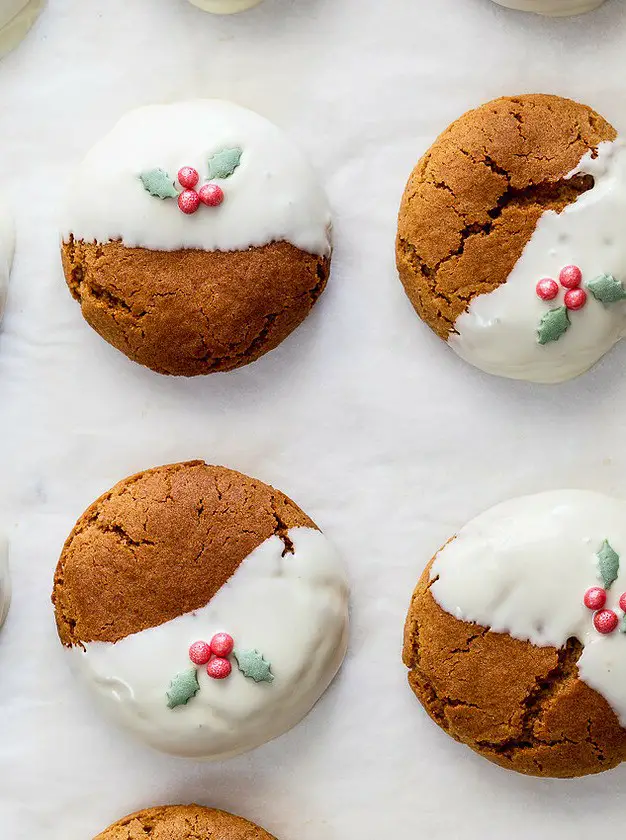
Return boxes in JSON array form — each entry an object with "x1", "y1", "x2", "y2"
[
  {"x1": 491, "y1": 0, "x2": 605, "y2": 15},
  {"x1": 61, "y1": 100, "x2": 332, "y2": 376},
  {"x1": 188, "y1": 0, "x2": 264, "y2": 13},
  {"x1": 0, "y1": 0, "x2": 43, "y2": 58},
  {"x1": 52, "y1": 462, "x2": 349, "y2": 760},
  {"x1": 0, "y1": 201, "x2": 14, "y2": 324},
  {"x1": 404, "y1": 490, "x2": 626, "y2": 778},
  {"x1": 396, "y1": 94, "x2": 626, "y2": 384}
]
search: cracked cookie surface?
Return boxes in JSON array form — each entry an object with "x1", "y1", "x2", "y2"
[
  {"x1": 95, "y1": 804, "x2": 276, "y2": 840},
  {"x1": 62, "y1": 239, "x2": 329, "y2": 376},
  {"x1": 396, "y1": 94, "x2": 615, "y2": 340},
  {"x1": 403, "y1": 491, "x2": 626, "y2": 778},
  {"x1": 53, "y1": 461, "x2": 315, "y2": 645}
]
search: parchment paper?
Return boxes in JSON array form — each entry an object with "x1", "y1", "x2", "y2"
[{"x1": 1, "y1": 0, "x2": 626, "y2": 837}]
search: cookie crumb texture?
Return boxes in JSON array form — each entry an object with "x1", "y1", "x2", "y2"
[
  {"x1": 396, "y1": 94, "x2": 615, "y2": 340},
  {"x1": 53, "y1": 461, "x2": 314, "y2": 646},
  {"x1": 62, "y1": 238, "x2": 328, "y2": 376},
  {"x1": 95, "y1": 805, "x2": 276, "y2": 840}
]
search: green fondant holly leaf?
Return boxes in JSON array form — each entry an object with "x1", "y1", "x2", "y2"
[
  {"x1": 597, "y1": 540, "x2": 620, "y2": 590},
  {"x1": 586, "y1": 274, "x2": 626, "y2": 306},
  {"x1": 167, "y1": 668, "x2": 200, "y2": 708},
  {"x1": 139, "y1": 168, "x2": 178, "y2": 199},
  {"x1": 233, "y1": 648, "x2": 274, "y2": 683},
  {"x1": 620, "y1": 614, "x2": 626, "y2": 634},
  {"x1": 537, "y1": 306, "x2": 570, "y2": 345},
  {"x1": 207, "y1": 148, "x2": 242, "y2": 180}
]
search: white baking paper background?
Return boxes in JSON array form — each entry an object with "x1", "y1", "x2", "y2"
[{"x1": 1, "y1": 0, "x2": 626, "y2": 837}]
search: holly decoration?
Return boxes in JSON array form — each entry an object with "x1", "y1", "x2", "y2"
[
  {"x1": 166, "y1": 631, "x2": 273, "y2": 709},
  {"x1": 139, "y1": 147, "x2": 242, "y2": 215},
  {"x1": 582, "y1": 540, "x2": 626, "y2": 635},
  {"x1": 167, "y1": 668, "x2": 200, "y2": 709},
  {"x1": 535, "y1": 265, "x2": 626, "y2": 345},
  {"x1": 586, "y1": 273, "x2": 626, "y2": 305},
  {"x1": 233, "y1": 649, "x2": 274, "y2": 683}
]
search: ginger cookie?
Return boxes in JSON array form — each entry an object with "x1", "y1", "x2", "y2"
[
  {"x1": 0, "y1": 201, "x2": 13, "y2": 325},
  {"x1": 403, "y1": 490, "x2": 626, "y2": 778},
  {"x1": 52, "y1": 461, "x2": 349, "y2": 760},
  {"x1": 395, "y1": 93, "x2": 626, "y2": 383},
  {"x1": 94, "y1": 805, "x2": 276, "y2": 840},
  {"x1": 491, "y1": 0, "x2": 605, "y2": 13},
  {"x1": 61, "y1": 100, "x2": 331, "y2": 376}
]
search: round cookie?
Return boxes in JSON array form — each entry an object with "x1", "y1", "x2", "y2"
[
  {"x1": 94, "y1": 805, "x2": 276, "y2": 840},
  {"x1": 395, "y1": 94, "x2": 626, "y2": 384},
  {"x1": 0, "y1": 200, "x2": 14, "y2": 324},
  {"x1": 491, "y1": 0, "x2": 605, "y2": 13},
  {"x1": 0, "y1": 536, "x2": 10, "y2": 628},
  {"x1": 0, "y1": 0, "x2": 43, "y2": 58},
  {"x1": 61, "y1": 100, "x2": 332, "y2": 376},
  {"x1": 52, "y1": 461, "x2": 349, "y2": 760},
  {"x1": 403, "y1": 490, "x2": 626, "y2": 778},
  {"x1": 188, "y1": 0, "x2": 264, "y2": 12}
]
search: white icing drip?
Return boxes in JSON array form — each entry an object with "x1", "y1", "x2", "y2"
[
  {"x1": 188, "y1": 0, "x2": 264, "y2": 13},
  {"x1": 0, "y1": 536, "x2": 11, "y2": 628},
  {"x1": 0, "y1": 201, "x2": 14, "y2": 324},
  {"x1": 430, "y1": 491, "x2": 626, "y2": 726},
  {"x1": 491, "y1": 0, "x2": 604, "y2": 14},
  {"x1": 449, "y1": 140, "x2": 626, "y2": 383},
  {"x1": 61, "y1": 100, "x2": 332, "y2": 257},
  {"x1": 0, "y1": 0, "x2": 43, "y2": 57},
  {"x1": 68, "y1": 527, "x2": 349, "y2": 760}
]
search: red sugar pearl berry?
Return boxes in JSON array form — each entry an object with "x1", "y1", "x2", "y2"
[
  {"x1": 559, "y1": 265, "x2": 582, "y2": 289},
  {"x1": 594, "y1": 609, "x2": 619, "y2": 635},
  {"x1": 564, "y1": 288, "x2": 587, "y2": 311},
  {"x1": 536, "y1": 278, "x2": 559, "y2": 301},
  {"x1": 178, "y1": 189, "x2": 200, "y2": 215},
  {"x1": 583, "y1": 587, "x2": 607, "y2": 611},
  {"x1": 199, "y1": 183, "x2": 224, "y2": 207},
  {"x1": 620, "y1": 593, "x2": 626, "y2": 612},
  {"x1": 210, "y1": 632, "x2": 234, "y2": 658},
  {"x1": 207, "y1": 657, "x2": 232, "y2": 680},
  {"x1": 188, "y1": 640, "x2": 212, "y2": 665},
  {"x1": 178, "y1": 167, "x2": 199, "y2": 189}
]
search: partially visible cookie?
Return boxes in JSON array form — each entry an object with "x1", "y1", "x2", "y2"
[
  {"x1": 52, "y1": 461, "x2": 349, "y2": 760},
  {"x1": 94, "y1": 805, "x2": 276, "y2": 840},
  {"x1": 491, "y1": 0, "x2": 605, "y2": 14},
  {"x1": 0, "y1": 536, "x2": 10, "y2": 628},
  {"x1": 403, "y1": 491, "x2": 626, "y2": 778},
  {"x1": 188, "y1": 0, "x2": 264, "y2": 12},
  {"x1": 61, "y1": 100, "x2": 331, "y2": 376},
  {"x1": 396, "y1": 93, "x2": 626, "y2": 383},
  {"x1": 0, "y1": 0, "x2": 43, "y2": 58},
  {"x1": 0, "y1": 201, "x2": 14, "y2": 324}
]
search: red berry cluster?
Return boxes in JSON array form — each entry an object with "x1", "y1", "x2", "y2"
[
  {"x1": 177, "y1": 167, "x2": 224, "y2": 215},
  {"x1": 536, "y1": 265, "x2": 587, "y2": 311},
  {"x1": 188, "y1": 632, "x2": 234, "y2": 679},
  {"x1": 583, "y1": 588, "x2": 626, "y2": 634}
]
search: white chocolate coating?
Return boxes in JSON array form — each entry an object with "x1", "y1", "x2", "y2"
[
  {"x1": 491, "y1": 0, "x2": 605, "y2": 14},
  {"x1": 62, "y1": 100, "x2": 331, "y2": 257},
  {"x1": 188, "y1": 0, "x2": 264, "y2": 13},
  {"x1": 431, "y1": 491, "x2": 626, "y2": 726},
  {"x1": 0, "y1": 201, "x2": 14, "y2": 324},
  {"x1": 68, "y1": 527, "x2": 349, "y2": 760},
  {"x1": 0, "y1": 536, "x2": 11, "y2": 629},
  {"x1": 449, "y1": 140, "x2": 626, "y2": 383},
  {"x1": 0, "y1": 0, "x2": 43, "y2": 58}
]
